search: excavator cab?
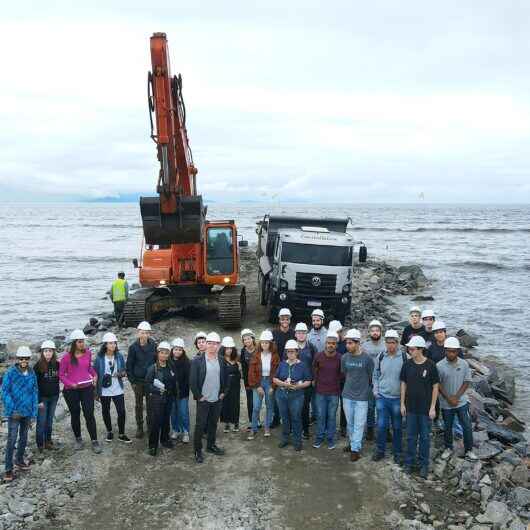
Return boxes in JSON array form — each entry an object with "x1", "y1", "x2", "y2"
[{"x1": 204, "y1": 222, "x2": 239, "y2": 286}]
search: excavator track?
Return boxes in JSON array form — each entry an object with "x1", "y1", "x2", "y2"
[
  {"x1": 122, "y1": 288, "x2": 176, "y2": 328},
  {"x1": 218, "y1": 285, "x2": 246, "y2": 328}
]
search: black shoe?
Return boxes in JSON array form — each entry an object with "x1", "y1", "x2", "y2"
[
  {"x1": 372, "y1": 452, "x2": 385, "y2": 462},
  {"x1": 302, "y1": 431, "x2": 310, "y2": 440},
  {"x1": 118, "y1": 434, "x2": 132, "y2": 444},
  {"x1": 161, "y1": 441, "x2": 174, "y2": 449},
  {"x1": 206, "y1": 445, "x2": 225, "y2": 456},
  {"x1": 106, "y1": 432, "x2": 113, "y2": 443},
  {"x1": 278, "y1": 441, "x2": 289, "y2": 448},
  {"x1": 195, "y1": 451, "x2": 204, "y2": 464},
  {"x1": 294, "y1": 444, "x2": 302, "y2": 452},
  {"x1": 147, "y1": 448, "x2": 157, "y2": 457}
]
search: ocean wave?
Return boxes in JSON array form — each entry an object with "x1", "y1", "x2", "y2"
[
  {"x1": 447, "y1": 261, "x2": 510, "y2": 271},
  {"x1": 349, "y1": 227, "x2": 530, "y2": 233}
]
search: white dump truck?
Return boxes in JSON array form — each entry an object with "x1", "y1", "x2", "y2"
[{"x1": 256, "y1": 215, "x2": 367, "y2": 322}]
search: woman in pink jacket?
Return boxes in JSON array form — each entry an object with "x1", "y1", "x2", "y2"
[{"x1": 59, "y1": 330, "x2": 101, "y2": 453}]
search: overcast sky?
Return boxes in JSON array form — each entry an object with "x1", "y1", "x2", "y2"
[{"x1": 1, "y1": 1, "x2": 529, "y2": 203}]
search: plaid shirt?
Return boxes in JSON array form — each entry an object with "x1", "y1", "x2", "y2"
[{"x1": 1, "y1": 364, "x2": 39, "y2": 418}]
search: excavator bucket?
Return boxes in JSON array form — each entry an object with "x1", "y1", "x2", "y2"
[{"x1": 140, "y1": 195, "x2": 205, "y2": 245}]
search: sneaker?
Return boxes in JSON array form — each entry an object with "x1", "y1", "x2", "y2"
[
  {"x1": 245, "y1": 425, "x2": 252, "y2": 432},
  {"x1": 92, "y1": 441, "x2": 102, "y2": 454},
  {"x1": 313, "y1": 442, "x2": 322, "y2": 449},
  {"x1": 232, "y1": 425, "x2": 240, "y2": 432},
  {"x1": 372, "y1": 452, "x2": 385, "y2": 462},
  {"x1": 441, "y1": 448, "x2": 453, "y2": 460},
  {"x1": 264, "y1": 430, "x2": 271, "y2": 437},
  {"x1": 302, "y1": 431, "x2": 310, "y2": 440},
  {"x1": 106, "y1": 432, "x2": 114, "y2": 443},
  {"x1": 294, "y1": 444, "x2": 302, "y2": 452},
  {"x1": 350, "y1": 451, "x2": 360, "y2": 462},
  {"x1": 328, "y1": 443, "x2": 336, "y2": 450},
  {"x1": 465, "y1": 450, "x2": 478, "y2": 461},
  {"x1": 170, "y1": 431, "x2": 179, "y2": 440},
  {"x1": 206, "y1": 445, "x2": 225, "y2": 456},
  {"x1": 247, "y1": 433, "x2": 256, "y2": 441},
  {"x1": 182, "y1": 432, "x2": 190, "y2": 444},
  {"x1": 118, "y1": 434, "x2": 132, "y2": 444},
  {"x1": 15, "y1": 461, "x2": 31, "y2": 471},
  {"x1": 75, "y1": 438, "x2": 84, "y2": 451},
  {"x1": 278, "y1": 441, "x2": 289, "y2": 448},
  {"x1": 3, "y1": 471, "x2": 14, "y2": 483},
  {"x1": 194, "y1": 450, "x2": 203, "y2": 464},
  {"x1": 223, "y1": 424, "x2": 230, "y2": 433},
  {"x1": 148, "y1": 447, "x2": 157, "y2": 457}
]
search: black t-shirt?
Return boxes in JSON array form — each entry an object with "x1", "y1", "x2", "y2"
[
  {"x1": 35, "y1": 361, "x2": 60, "y2": 400},
  {"x1": 400, "y1": 358, "x2": 439, "y2": 415},
  {"x1": 400, "y1": 324, "x2": 426, "y2": 346},
  {"x1": 426, "y1": 342, "x2": 445, "y2": 364},
  {"x1": 272, "y1": 328, "x2": 295, "y2": 360}
]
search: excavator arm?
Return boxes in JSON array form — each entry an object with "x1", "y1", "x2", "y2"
[{"x1": 140, "y1": 32, "x2": 205, "y2": 245}]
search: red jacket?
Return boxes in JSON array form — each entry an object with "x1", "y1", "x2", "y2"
[{"x1": 248, "y1": 350, "x2": 280, "y2": 388}]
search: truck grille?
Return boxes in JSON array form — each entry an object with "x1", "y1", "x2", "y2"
[{"x1": 295, "y1": 272, "x2": 336, "y2": 296}]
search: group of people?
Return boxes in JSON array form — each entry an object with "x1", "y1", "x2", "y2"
[{"x1": 1, "y1": 304, "x2": 477, "y2": 482}]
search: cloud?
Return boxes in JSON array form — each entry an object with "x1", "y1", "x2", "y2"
[{"x1": 0, "y1": 2, "x2": 529, "y2": 203}]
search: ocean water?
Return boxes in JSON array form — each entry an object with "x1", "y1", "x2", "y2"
[{"x1": 1, "y1": 202, "x2": 529, "y2": 419}]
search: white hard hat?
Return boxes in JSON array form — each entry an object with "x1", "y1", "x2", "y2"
[
  {"x1": 294, "y1": 322, "x2": 308, "y2": 332},
  {"x1": 195, "y1": 331, "x2": 207, "y2": 340},
  {"x1": 326, "y1": 331, "x2": 339, "y2": 340},
  {"x1": 444, "y1": 337, "x2": 461, "y2": 349},
  {"x1": 206, "y1": 332, "x2": 221, "y2": 343},
  {"x1": 284, "y1": 339, "x2": 299, "y2": 350},
  {"x1": 384, "y1": 330, "x2": 400, "y2": 340},
  {"x1": 240, "y1": 328, "x2": 255, "y2": 338},
  {"x1": 171, "y1": 337, "x2": 185, "y2": 349},
  {"x1": 421, "y1": 309, "x2": 435, "y2": 319},
  {"x1": 16, "y1": 346, "x2": 32, "y2": 358},
  {"x1": 432, "y1": 320, "x2": 447, "y2": 332},
  {"x1": 406, "y1": 336, "x2": 427, "y2": 348},
  {"x1": 328, "y1": 320, "x2": 343, "y2": 333},
  {"x1": 69, "y1": 329, "x2": 87, "y2": 341},
  {"x1": 311, "y1": 309, "x2": 325, "y2": 319},
  {"x1": 278, "y1": 308, "x2": 292, "y2": 318},
  {"x1": 221, "y1": 336, "x2": 236, "y2": 348},
  {"x1": 157, "y1": 341, "x2": 171, "y2": 351},
  {"x1": 409, "y1": 306, "x2": 422, "y2": 314},
  {"x1": 368, "y1": 319, "x2": 383, "y2": 329},
  {"x1": 102, "y1": 332, "x2": 118, "y2": 343},
  {"x1": 40, "y1": 340, "x2": 56, "y2": 350},
  {"x1": 344, "y1": 329, "x2": 361, "y2": 341},
  {"x1": 137, "y1": 321, "x2": 152, "y2": 331},
  {"x1": 259, "y1": 330, "x2": 274, "y2": 342}
]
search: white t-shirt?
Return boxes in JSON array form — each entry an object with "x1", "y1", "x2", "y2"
[
  {"x1": 101, "y1": 356, "x2": 123, "y2": 397},
  {"x1": 261, "y1": 352, "x2": 272, "y2": 377}
]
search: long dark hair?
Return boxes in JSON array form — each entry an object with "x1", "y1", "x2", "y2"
[
  {"x1": 34, "y1": 349, "x2": 57, "y2": 373},
  {"x1": 69, "y1": 340, "x2": 87, "y2": 365},
  {"x1": 219, "y1": 346, "x2": 239, "y2": 362},
  {"x1": 98, "y1": 343, "x2": 119, "y2": 358},
  {"x1": 171, "y1": 347, "x2": 189, "y2": 364}
]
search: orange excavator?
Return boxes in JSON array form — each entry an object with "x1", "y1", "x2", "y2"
[{"x1": 123, "y1": 32, "x2": 246, "y2": 328}]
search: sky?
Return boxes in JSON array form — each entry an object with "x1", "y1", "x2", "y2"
[{"x1": 1, "y1": 1, "x2": 529, "y2": 203}]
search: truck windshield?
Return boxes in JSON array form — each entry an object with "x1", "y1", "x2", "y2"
[{"x1": 281, "y1": 242, "x2": 352, "y2": 266}]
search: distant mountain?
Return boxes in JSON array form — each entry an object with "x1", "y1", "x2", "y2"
[{"x1": 87, "y1": 193, "x2": 144, "y2": 203}]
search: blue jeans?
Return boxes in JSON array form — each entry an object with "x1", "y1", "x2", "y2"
[
  {"x1": 252, "y1": 377, "x2": 274, "y2": 433},
  {"x1": 441, "y1": 404, "x2": 473, "y2": 453},
  {"x1": 375, "y1": 396, "x2": 402, "y2": 456},
  {"x1": 5, "y1": 416, "x2": 30, "y2": 472},
  {"x1": 315, "y1": 393, "x2": 339, "y2": 445},
  {"x1": 405, "y1": 413, "x2": 432, "y2": 470},
  {"x1": 36, "y1": 395, "x2": 59, "y2": 448},
  {"x1": 342, "y1": 398, "x2": 368, "y2": 452},
  {"x1": 171, "y1": 398, "x2": 190, "y2": 433},
  {"x1": 276, "y1": 389, "x2": 304, "y2": 446},
  {"x1": 367, "y1": 392, "x2": 376, "y2": 428}
]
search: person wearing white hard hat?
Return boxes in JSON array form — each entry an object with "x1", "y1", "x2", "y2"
[
  {"x1": 400, "y1": 307, "x2": 425, "y2": 347},
  {"x1": 194, "y1": 332, "x2": 208, "y2": 357},
  {"x1": 372, "y1": 330, "x2": 407, "y2": 463},
  {"x1": 308, "y1": 309, "x2": 327, "y2": 356},
  {"x1": 361, "y1": 319, "x2": 386, "y2": 441},
  {"x1": 400, "y1": 335, "x2": 439, "y2": 478},
  {"x1": 59, "y1": 330, "x2": 101, "y2": 454},
  {"x1": 420, "y1": 309, "x2": 436, "y2": 347},
  {"x1": 437, "y1": 338, "x2": 477, "y2": 461},
  {"x1": 93, "y1": 333, "x2": 131, "y2": 444},
  {"x1": 312, "y1": 331, "x2": 342, "y2": 449},
  {"x1": 126, "y1": 322, "x2": 157, "y2": 439},
  {"x1": 273, "y1": 340, "x2": 312, "y2": 451},
  {"x1": 220, "y1": 337, "x2": 241, "y2": 433},
  {"x1": 1, "y1": 346, "x2": 38, "y2": 482},
  {"x1": 328, "y1": 320, "x2": 346, "y2": 354},
  {"x1": 341, "y1": 329, "x2": 374, "y2": 462},
  {"x1": 190, "y1": 331, "x2": 229, "y2": 463},
  {"x1": 426, "y1": 320, "x2": 448, "y2": 364},
  {"x1": 169, "y1": 339, "x2": 191, "y2": 443},
  {"x1": 34, "y1": 341, "x2": 60, "y2": 452},
  {"x1": 247, "y1": 331, "x2": 280, "y2": 439},
  {"x1": 145, "y1": 342, "x2": 178, "y2": 456},
  {"x1": 240, "y1": 329, "x2": 257, "y2": 430},
  {"x1": 294, "y1": 322, "x2": 317, "y2": 439}
]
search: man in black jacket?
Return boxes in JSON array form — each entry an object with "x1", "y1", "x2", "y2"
[
  {"x1": 126, "y1": 321, "x2": 157, "y2": 439},
  {"x1": 190, "y1": 331, "x2": 228, "y2": 463}
]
